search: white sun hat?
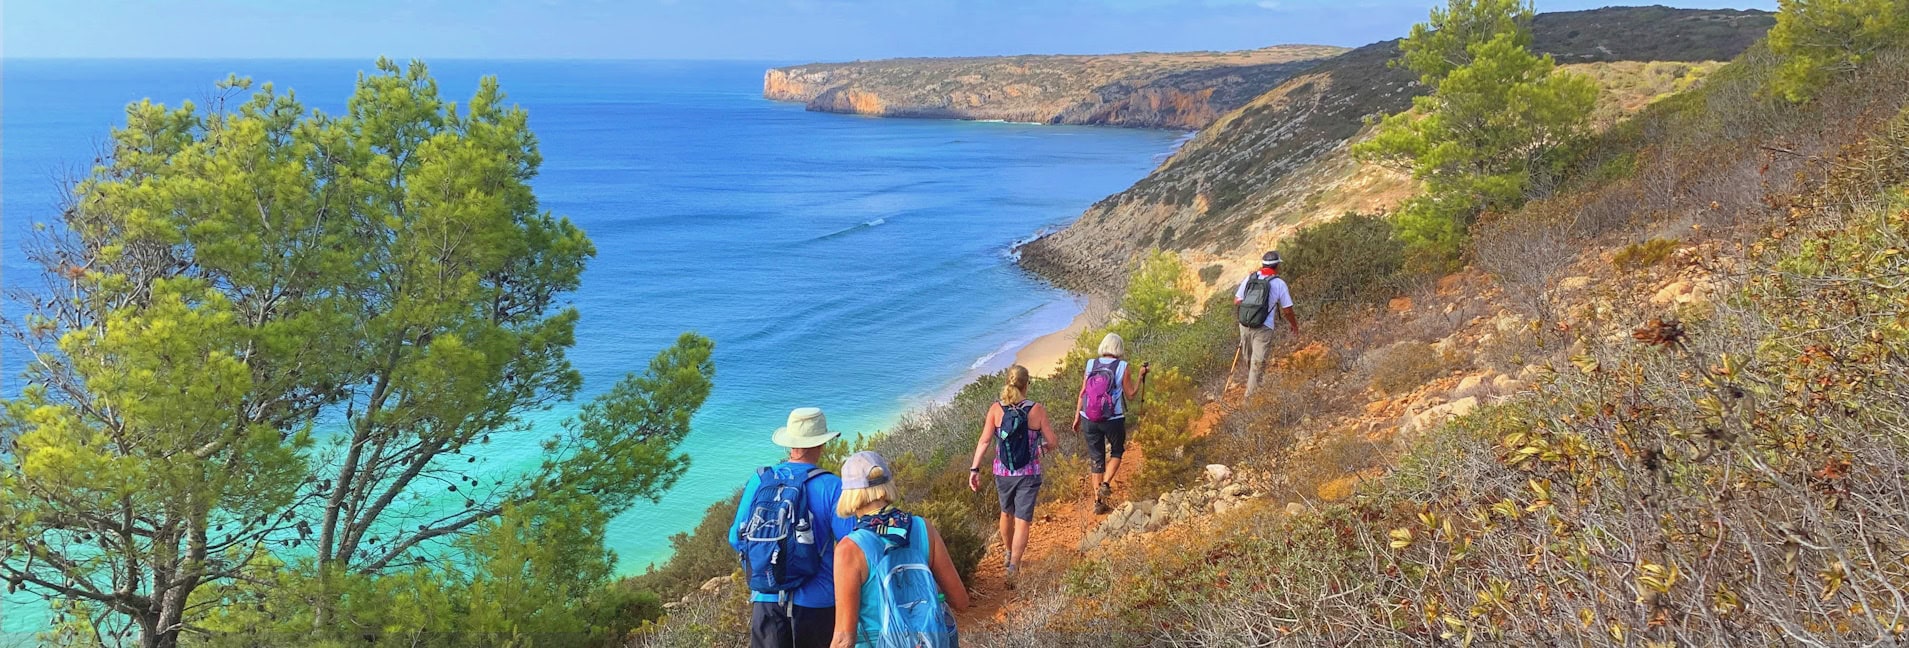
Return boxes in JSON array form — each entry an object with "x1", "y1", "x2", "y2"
[{"x1": 772, "y1": 407, "x2": 842, "y2": 449}]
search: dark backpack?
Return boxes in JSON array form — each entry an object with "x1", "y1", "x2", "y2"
[
  {"x1": 1082, "y1": 359, "x2": 1122, "y2": 422},
  {"x1": 1237, "y1": 274, "x2": 1275, "y2": 328},
  {"x1": 995, "y1": 401, "x2": 1036, "y2": 472},
  {"x1": 738, "y1": 467, "x2": 830, "y2": 595}
]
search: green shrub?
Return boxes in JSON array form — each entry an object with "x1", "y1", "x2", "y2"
[
  {"x1": 1367, "y1": 340, "x2": 1445, "y2": 395},
  {"x1": 910, "y1": 497, "x2": 989, "y2": 579},
  {"x1": 1282, "y1": 212, "x2": 1407, "y2": 305},
  {"x1": 628, "y1": 492, "x2": 742, "y2": 604},
  {"x1": 1768, "y1": 0, "x2": 1908, "y2": 101},
  {"x1": 1128, "y1": 368, "x2": 1203, "y2": 500}
]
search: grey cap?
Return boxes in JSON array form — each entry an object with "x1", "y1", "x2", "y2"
[
  {"x1": 840, "y1": 451, "x2": 894, "y2": 489},
  {"x1": 1261, "y1": 250, "x2": 1282, "y2": 267}
]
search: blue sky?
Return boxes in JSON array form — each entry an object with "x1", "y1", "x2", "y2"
[{"x1": 4, "y1": 0, "x2": 1777, "y2": 61}]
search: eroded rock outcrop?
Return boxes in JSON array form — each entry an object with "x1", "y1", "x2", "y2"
[
  {"x1": 1017, "y1": 7, "x2": 1776, "y2": 297},
  {"x1": 763, "y1": 46, "x2": 1348, "y2": 130}
]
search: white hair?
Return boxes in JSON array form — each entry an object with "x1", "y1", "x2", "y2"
[{"x1": 1098, "y1": 332, "x2": 1124, "y2": 358}]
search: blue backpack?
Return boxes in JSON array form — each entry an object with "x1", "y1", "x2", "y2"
[
  {"x1": 739, "y1": 466, "x2": 830, "y2": 595},
  {"x1": 846, "y1": 514, "x2": 958, "y2": 648}
]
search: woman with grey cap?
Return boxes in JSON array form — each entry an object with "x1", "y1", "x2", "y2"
[{"x1": 830, "y1": 451, "x2": 968, "y2": 647}]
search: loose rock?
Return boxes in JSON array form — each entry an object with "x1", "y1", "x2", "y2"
[{"x1": 1204, "y1": 464, "x2": 1234, "y2": 483}]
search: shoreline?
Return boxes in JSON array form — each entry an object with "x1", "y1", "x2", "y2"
[{"x1": 1012, "y1": 303, "x2": 1092, "y2": 378}]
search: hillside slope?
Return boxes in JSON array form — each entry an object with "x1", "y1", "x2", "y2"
[
  {"x1": 1018, "y1": 5, "x2": 1775, "y2": 296},
  {"x1": 763, "y1": 45, "x2": 1347, "y2": 130}
]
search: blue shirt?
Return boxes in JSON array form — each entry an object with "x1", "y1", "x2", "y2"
[{"x1": 728, "y1": 461, "x2": 856, "y2": 608}]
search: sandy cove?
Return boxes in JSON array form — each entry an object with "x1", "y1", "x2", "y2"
[{"x1": 1010, "y1": 296, "x2": 1109, "y2": 378}]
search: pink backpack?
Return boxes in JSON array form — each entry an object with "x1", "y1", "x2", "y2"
[{"x1": 1082, "y1": 359, "x2": 1122, "y2": 422}]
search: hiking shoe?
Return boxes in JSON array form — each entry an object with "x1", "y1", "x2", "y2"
[
  {"x1": 1093, "y1": 498, "x2": 1112, "y2": 515},
  {"x1": 1005, "y1": 564, "x2": 1019, "y2": 590},
  {"x1": 1098, "y1": 482, "x2": 1113, "y2": 500}
]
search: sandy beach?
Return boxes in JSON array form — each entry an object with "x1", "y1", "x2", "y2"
[{"x1": 1012, "y1": 299, "x2": 1099, "y2": 377}]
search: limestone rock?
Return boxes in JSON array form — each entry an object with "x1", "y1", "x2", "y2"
[
  {"x1": 1285, "y1": 502, "x2": 1308, "y2": 516},
  {"x1": 1204, "y1": 464, "x2": 1234, "y2": 483},
  {"x1": 1174, "y1": 502, "x2": 1201, "y2": 522},
  {"x1": 1493, "y1": 374, "x2": 1528, "y2": 395},
  {"x1": 1404, "y1": 396, "x2": 1482, "y2": 434},
  {"x1": 1451, "y1": 374, "x2": 1491, "y2": 400},
  {"x1": 1081, "y1": 529, "x2": 1105, "y2": 552},
  {"x1": 1492, "y1": 312, "x2": 1526, "y2": 335},
  {"x1": 1651, "y1": 280, "x2": 1693, "y2": 305},
  {"x1": 1126, "y1": 507, "x2": 1153, "y2": 530},
  {"x1": 1222, "y1": 484, "x2": 1250, "y2": 498},
  {"x1": 700, "y1": 576, "x2": 729, "y2": 593},
  {"x1": 1149, "y1": 506, "x2": 1174, "y2": 531}
]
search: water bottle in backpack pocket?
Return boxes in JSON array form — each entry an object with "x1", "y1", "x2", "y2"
[
  {"x1": 849, "y1": 515, "x2": 958, "y2": 648},
  {"x1": 995, "y1": 401, "x2": 1035, "y2": 472},
  {"x1": 1081, "y1": 359, "x2": 1122, "y2": 422},
  {"x1": 739, "y1": 467, "x2": 829, "y2": 594}
]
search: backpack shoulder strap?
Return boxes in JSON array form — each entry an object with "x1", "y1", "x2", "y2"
[{"x1": 846, "y1": 528, "x2": 885, "y2": 566}]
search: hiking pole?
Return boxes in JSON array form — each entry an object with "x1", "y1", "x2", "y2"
[{"x1": 1223, "y1": 340, "x2": 1243, "y2": 391}]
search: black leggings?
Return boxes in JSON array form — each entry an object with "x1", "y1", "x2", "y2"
[{"x1": 1083, "y1": 417, "x2": 1127, "y2": 474}]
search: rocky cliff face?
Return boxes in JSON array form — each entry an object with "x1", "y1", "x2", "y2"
[
  {"x1": 763, "y1": 46, "x2": 1349, "y2": 130},
  {"x1": 1018, "y1": 6, "x2": 1777, "y2": 297}
]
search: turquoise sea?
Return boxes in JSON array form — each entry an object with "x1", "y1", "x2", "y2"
[{"x1": 0, "y1": 59, "x2": 1179, "y2": 635}]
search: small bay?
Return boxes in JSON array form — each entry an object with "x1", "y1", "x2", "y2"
[{"x1": 0, "y1": 59, "x2": 1179, "y2": 637}]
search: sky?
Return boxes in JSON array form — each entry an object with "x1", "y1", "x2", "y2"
[{"x1": 3, "y1": 0, "x2": 1779, "y2": 61}]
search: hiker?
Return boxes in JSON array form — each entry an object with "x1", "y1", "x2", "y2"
[
  {"x1": 1072, "y1": 332, "x2": 1147, "y2": 515},
  {"x1": 731, "y1": 407, "x2": 857, "y2": 648},
  {"x1": 966, "y1": 365, "x2": 1060, "y2": 578},
  {"x1": 1234, "y1": 250, "x2": 1299, "y2": 397},
  {"x1": 831, "y1": 450, "x2": 970, "y2": 648}
]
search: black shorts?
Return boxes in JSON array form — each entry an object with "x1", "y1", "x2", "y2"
[
  {"x1": 750, "y1": 602, "x2": 833, "y2": 648},
  {"x1": 995, "y1": 473, "x2": 1043, "y2": 521},
  {"x1": 1083, "y1": 417, "x2": 1127, "y2": 473}
]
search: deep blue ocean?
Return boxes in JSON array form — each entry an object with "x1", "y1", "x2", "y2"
[{"x1": 0, "y1": 59, "x2": 1178, "y2": 635}]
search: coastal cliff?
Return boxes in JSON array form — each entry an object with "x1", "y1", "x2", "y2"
[
  {"x1": 763, "y1": 45, "x2": 1347, "y2": 130},
  {"x1": 1018, "y1": 6, "x2": 1778, "y2": 297}
]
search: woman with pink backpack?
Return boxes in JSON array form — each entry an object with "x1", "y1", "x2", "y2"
[{"x1": 1073, "y1": 333, "x2": 1148, "y2": 515}]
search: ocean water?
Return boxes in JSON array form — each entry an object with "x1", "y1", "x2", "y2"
[{"x1": 0, "y1": 59, "x2": 1178, "y2": 634}]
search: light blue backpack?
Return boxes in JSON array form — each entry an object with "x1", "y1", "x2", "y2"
[{"x1": 846, "y1": 514, "x2": 959, "y2": 648}]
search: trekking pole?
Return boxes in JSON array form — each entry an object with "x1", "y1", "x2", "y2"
[{"x1": 1223, "y1": 340, "x2": 1243, "y2": 391}]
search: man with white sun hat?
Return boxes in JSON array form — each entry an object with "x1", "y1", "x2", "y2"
[{"x1": 730, "y1": 407, "x2": 855, "y2": 648}]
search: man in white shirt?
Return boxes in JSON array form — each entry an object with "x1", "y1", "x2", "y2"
[{"x1": 1233, "y1": 251, "x2": 1299, "y2": 397}]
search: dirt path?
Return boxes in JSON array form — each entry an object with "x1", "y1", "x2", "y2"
[{"x1": 956, "y1": 403, "x2": 1224, "y2": 627}]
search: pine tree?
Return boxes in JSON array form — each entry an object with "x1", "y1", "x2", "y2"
[
  {"x1": 0, "y1": 59, "x2": 715, "y2": 647},
  {"x1": 1354, "y1": 0, "x2": 1597, "y2": 267},
  {"x1": 1768, "y1": 0, "x2": 1909, "y2": 102}
]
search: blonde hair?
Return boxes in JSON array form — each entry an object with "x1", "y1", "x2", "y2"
[
  {"x1": 999, "y1": 365, "x2": 1031, "y2": 404},
  {"x1": 837, "y1": 466, "x2": 903, "y2": 518},
  {"x1": 1098, "y1": 333, "x2": 1125, "y2": 358}
]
